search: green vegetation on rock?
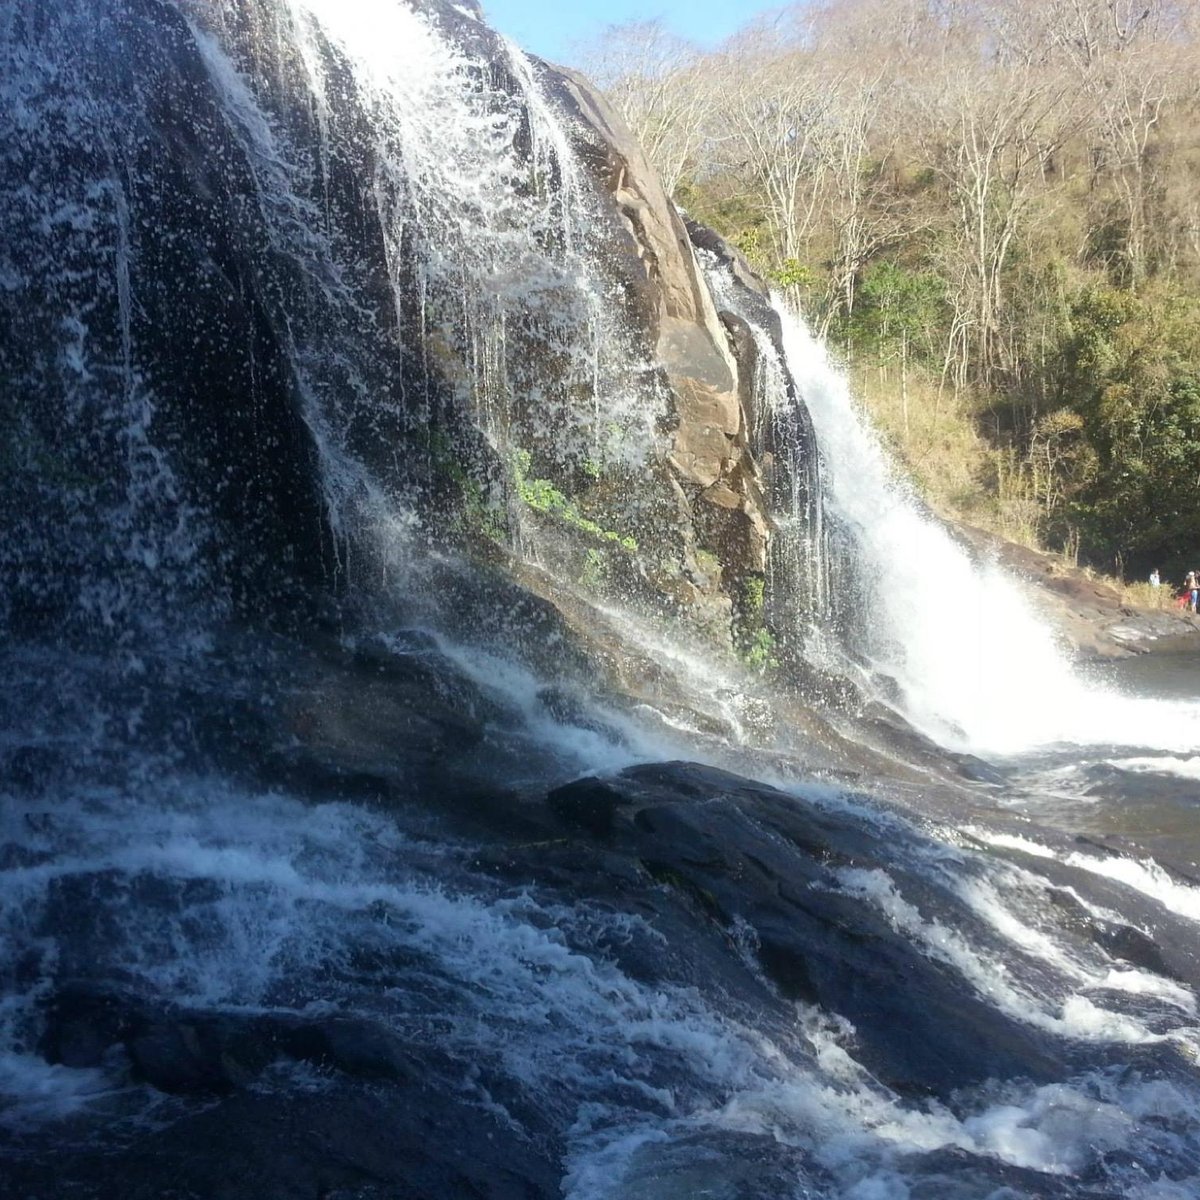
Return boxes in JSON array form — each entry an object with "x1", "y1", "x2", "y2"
[
  {"x1": 512, "y1": 449, "x2": 638, "y2": 552},
  {"x1": 733, "y1": 574, "x2": 777, "y2": 672},
  {"x1": 740, "y1": 627, "x2": 778, "y2": 672}
]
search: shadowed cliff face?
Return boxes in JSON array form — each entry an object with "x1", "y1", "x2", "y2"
[
  {"x1": 1, "y1": 0, "x2": 817, "y2": 664},
  {"x1": 1, "y1": 0, "x2": 335, "y2": 637}
]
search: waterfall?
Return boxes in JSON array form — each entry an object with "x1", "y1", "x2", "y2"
[
  {"x1": 699, "y1": 254, "x2": 831, "y2": 653},
  {"x1": 774, "y1": 305, "x2": 1200, "y2": 756},
  {"x1": 190, "y1": 0, "x2": 663, "y2": 570},
  {"x1": 191, "y1": 0, "x2": 687, "y2": 617},
  {"x1": 6, "y1": 5, "x2": 1200, "y2": 1198}
]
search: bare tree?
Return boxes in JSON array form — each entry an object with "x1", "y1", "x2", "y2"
[
  {"x1": 907, "y1": 51, "x2": 1077, "y2": 383},
  {"x1": 707, "y1": 22, "x2": 838, "y2": 271},
  {"x1": 574, "y1": 20, "x2": 715, "y2": 197},
  {"x1": 1030, "y1": 0, "x2": 1190, "y2": 285},
  {"x1": 804, "y1": 23, "x2": 929, "y2": 337}
]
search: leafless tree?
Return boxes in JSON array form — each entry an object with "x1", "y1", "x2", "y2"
[
  {"x1": 906, "y1": 48, "x2": 1078, "y2": 382},
  {"x1": 574, "y1": 20, "x2": 715, "y2": 197},
  {"x1": 707, "y1": 21, "x2": 839, "y2": 270}
]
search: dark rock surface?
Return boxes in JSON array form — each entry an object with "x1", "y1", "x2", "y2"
[
  {"x1": 0, "y1": 0, "x2": 343, "y2": 637},
  {"x1": 7, "y1": 630, "x2": 1196, "y2": 1200},
  {"x1": 4, "y1": 1084, "x2": 562, "y2": 1200},
  {"x1": 542, "y1": 762, "x2": 1071, "y2": 1098}
]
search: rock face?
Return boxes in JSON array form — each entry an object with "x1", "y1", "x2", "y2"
[
  {"x1": 0, "y1": 0, "x2": 337, "y2": 639},
  {"x1": 684, "y1": 218, "x2": 826, "y2": 638},
  {"x1": 550, "y1": 71, "x2": 746, "y2": 488},
  {"x1": 543, "y1": 762, "x2": 1071, "y2": 1098},
  {"x1": 0, "y1": 0, "x2": 813, "y2": 663},
  {"x1": 542, "y1": 67, "x2": 782, "y2": 635}
]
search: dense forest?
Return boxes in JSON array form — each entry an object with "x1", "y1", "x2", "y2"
[{"x1": 577, "y1": 0, "x2": 1200, "y2": 582}]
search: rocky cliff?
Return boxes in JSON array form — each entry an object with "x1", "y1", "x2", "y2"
[{"x1": 0, "y1": 0, "x2": 817, "y2": 677}]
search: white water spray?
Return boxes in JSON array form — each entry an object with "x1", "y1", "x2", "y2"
[
  {"x1": 701, "y1": 256, "x2": 829, "y2": 633},
  {"x1": 775, "y1": 306, "x2": 1200, "y2": 756}
]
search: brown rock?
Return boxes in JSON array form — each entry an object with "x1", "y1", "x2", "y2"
[{"x1": 546, "y1": 64, "x2": 773, "y2": 615}]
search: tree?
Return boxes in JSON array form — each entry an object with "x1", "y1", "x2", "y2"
[
  {"x1": 1058, "y1": 285, "x2": 1200, "y2": 570},
  {"x1": 1034, "y1": 0, "x2": 1189, "y2": 287},
  {"x1": 706, "y1": 18, "x2": 838, "y2": 278},
  {"x1": 574, "y1": 20, "x2": 714, "y2": 197},
  {"x1": 907, "y1": 49, "x2": 1079, "y2": 386}
]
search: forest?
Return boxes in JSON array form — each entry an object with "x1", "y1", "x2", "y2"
[{"x1": 578, "y1": 0, "x2": 1200, "y2": 582}]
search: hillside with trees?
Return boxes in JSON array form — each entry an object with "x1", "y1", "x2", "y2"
[{"x1": 577, "y1": 0, "x2": 1200, "y2": 583}]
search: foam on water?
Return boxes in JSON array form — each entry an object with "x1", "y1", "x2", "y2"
[
  {"x1": 1108, "y1": 755, "x2": 1200, "y2": 781},
  {"x1": 832, "y1": 866, "x2": 1190, "y2": 1045},
  {"x1": 1063, "y1": 853, "x2": 1200, "y2": 924},
  {"x1": 568, "y1": 1015, "x2": 1200, "y2": 1199},
  {"x1": 774, "y1": 305, "x2": 1200, "y2": 756},
  {"x1": 420, "y1": 630, "x2": 666, "y2": 776},
  {"x1": 963, "y1": 828, "x2": 1058, "y2": 859},
  {"x1": 967, "y1": 824, "x2": 1200, "y2": 927},
  {"x1": 918, "y1": 852, "x2": 1199, "y2": 1016},
  {"x1": 0, "y1": 1055, "x2": 113, "y2": 1128},
  {"x1": 2, "y1": 770, "x2": 737, "y2": 1100}
]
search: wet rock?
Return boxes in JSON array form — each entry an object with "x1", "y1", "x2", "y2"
[
  {"x1": 612, "y1": 1128, "x2": 831, "y2": 1199},
  {"x1": 40, "y1": 986, "x2": 428, "y2": 1096},
  {"x1": 39, "y1": 982, "x2": 145, "y2": 1070},
  {"x1": 128, "y1": 1017, "x2": 275, "y2": 1094},
  {"x1": 276, "y1": 1016, "x2": 417, "y2": 1082},
  {"x1": 546, "y1": 776, "x2": 630, "y2": 837},
  {"x1": 947, "y1": 751, "x2": 1010, "y2": 785},
  {"x1": 1081, "y1": 761, "x2": 1200, "y2": 807},
  {"x1": 1, "y1": 1084, "x2": 562, "y2": 1200},
  {"x1": 541, "y1": 67, "x2": 784, "y2": 630},
  {"x1": 904, "y1": 1147, "x2": 1118, "y2": 1199},
  {"x1": 547, "y1": 761, "x2": 1070, "y2": 1098}
]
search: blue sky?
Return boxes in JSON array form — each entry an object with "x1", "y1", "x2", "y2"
[{"x1": 480, "y1": 1, "x2": 783, "y2": 65}]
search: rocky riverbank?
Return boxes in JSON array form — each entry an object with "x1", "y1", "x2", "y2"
[{"x1": 958, "y1": 525, "x2": 1200, "y2": 660}]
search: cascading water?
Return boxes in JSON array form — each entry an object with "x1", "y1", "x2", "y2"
[
  {"x1": 5, "y1": 3, "x2": 1200, "y2": 1199},
  {"x1": 189, "y1": 0, "x2": 665, "y2": 581},
  {"x1": 774, "y1": 307, "x2": 1200, "y2": 757},
  {"x1": 699, "y1": 253, "x2": 831, "y2": 651}
]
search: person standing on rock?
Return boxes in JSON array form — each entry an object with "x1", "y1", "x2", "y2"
[{"x1": 1187, "y1": 570, "x2": 1199, "y2": 613}]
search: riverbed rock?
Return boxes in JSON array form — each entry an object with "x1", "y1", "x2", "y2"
[{"x1": 545, "y1": 761, "x2": 1071, "y2": 1098}]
